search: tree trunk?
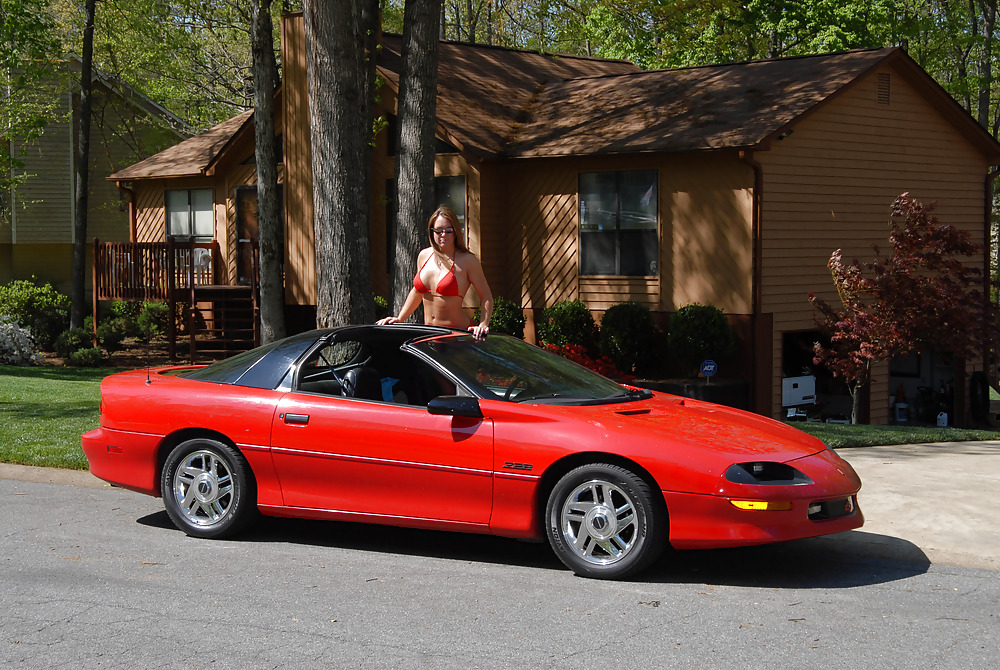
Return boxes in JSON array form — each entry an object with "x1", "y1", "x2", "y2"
[
  {"x1": 391, "y1": 0, "x2": 441, "y2": 319},
  {"x1": 849, "y1": 385, "x2": 863, "y2": 425},
  {"x1": 70, "y1": 0, "x2": 97, "y2": 330},
  {"x1": 250, "y1": 0, "x2": 286, "y2": 343},
  {"x1": 303, "y1": 0, "x2": 379, "y2": 327}
]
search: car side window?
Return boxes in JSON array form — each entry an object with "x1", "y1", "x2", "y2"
[
  {"x1": 295, "y1": 341, "x2": 368, "y2": 396},
  {"x1": 294, "y1": 340, "x2": 457, "y2": 407}
]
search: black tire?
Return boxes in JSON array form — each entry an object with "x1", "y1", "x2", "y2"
[
  {"x1": 161, "y1": 438, "x2": 257, "y2": 539},
  {"x1": 545, "y1": 463, "x2": 667, "y2": 579}
]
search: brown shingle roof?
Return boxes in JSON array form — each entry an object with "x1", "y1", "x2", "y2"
[
  {"x1": 506, "y1": 48, "x2": 891, "y2": 157},
  {"x1": 502, "y1": 47, "x2": 1000, "y2": 160},
  {"x1": 377, "y1": 35, "x2": 639, "y2": 159},
  {"x1": 111, "y1": 40, "x2": 1000, "y2": 179},
  {"x1": 108, "y1": 109, "x2": 253, "y2": 180}
]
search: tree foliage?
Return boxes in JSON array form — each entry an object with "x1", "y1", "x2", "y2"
[
  {"x1": 49, "y1": 0, "x2": 300, "y2": 132},
  {"x1": 810, "y1": 194, "x2": 993, "y2": 423}
]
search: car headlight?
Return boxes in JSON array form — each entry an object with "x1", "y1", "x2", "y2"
[{"x1": 724, "y1": 462, "x2": 813, "y2": 486}]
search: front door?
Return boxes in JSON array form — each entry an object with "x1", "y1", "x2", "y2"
[{"x1": 270, "y1": 394, "x2": 494, "y2": 524}]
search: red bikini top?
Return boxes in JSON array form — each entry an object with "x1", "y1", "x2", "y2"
[{"x1": 413, "y1": 254, "x2": 460, "y2": 297}]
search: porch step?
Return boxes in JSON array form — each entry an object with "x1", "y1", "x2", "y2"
[{"x1": 186, "y1": 285, "x2": 258, "y2": 361}]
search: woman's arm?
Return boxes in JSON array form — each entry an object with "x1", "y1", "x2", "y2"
[
  {"x1": 376, "y1": 287, "x2": 422, "y2": 325},
  {"x1": 466, "y1": 255, "x2": 493, "y2": 338}
]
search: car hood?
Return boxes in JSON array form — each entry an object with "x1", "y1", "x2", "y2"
[
  {"x1": 486, "y1": 391, "x2": 828, "y2": 465},
  {"x1": 595, "y1": 393, "x2": 829, "y2": 460}
]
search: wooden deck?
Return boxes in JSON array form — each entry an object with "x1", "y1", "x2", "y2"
[{"x1": 92, "y1": 239, "x2": 260, "y2": 361}]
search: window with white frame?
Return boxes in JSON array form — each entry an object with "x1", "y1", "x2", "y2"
[
  {"x1": 165, "y1": 189, "x2": 214, "y2": 241},
  {"x1": 578, "y1": 170, "x2": 658, "y2": 276}
]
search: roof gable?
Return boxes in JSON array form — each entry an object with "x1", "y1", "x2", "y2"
[{"x1": 108, "y1": 109, "x2": 253, "y2": 181}]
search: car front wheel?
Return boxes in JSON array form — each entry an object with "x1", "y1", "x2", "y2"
[
  {"x1": 545, "y1": 463, "x2": 667, "y2": 579},
  {"x1": 161, "y1": 438, "x2": 256, "y2": 539}
]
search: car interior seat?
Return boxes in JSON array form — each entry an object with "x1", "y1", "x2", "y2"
[{"x1": 342, "y1": 365, "x2": 382, "y2": 401}]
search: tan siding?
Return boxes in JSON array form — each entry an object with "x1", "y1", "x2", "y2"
[
  {"x1": 759, "y1": 64, "x2": 989, "y2": 421},
  {"x1": 504, "y1": 153, "x2": 753, "y2": 314},
  {"x1": 135, "y1": 182, "x2": 166, "y2": 242},
  {"x1": 666, "y1": 154, "x2": 754, "y2": 313},
  {"x1": 580, "y1": 277, "x2": 658, "y2": 310},
  {"x1": 281, "y1": 13, "x2": 314, "y2": 305},
  {"x1": 509, "y1": 161, "x2": 579, "y2": 309},
  {"x1": 479, "y1": 165, "x2": 514, "y2": 301},
  {"x1": 12, "y1": 89, "x2": 74, "y2": 244}
]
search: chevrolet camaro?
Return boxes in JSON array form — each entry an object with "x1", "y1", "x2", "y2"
[{"x1": 82, "y1": 325, "x2": 863, "y2": 579}]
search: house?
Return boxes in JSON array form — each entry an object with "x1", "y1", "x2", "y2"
[
  {"x1": 0, "y1": 57, "x2": 184, "y2": 294},
  {"x1": 103, "y1": 12, "x2": 1000, "y2": 425}
]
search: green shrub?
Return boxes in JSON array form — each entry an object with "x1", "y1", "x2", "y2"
[
  {"x1": 537, "y1": 299, "x2": 600, "y2": 354},
  {"x1": 138, "y1": 301, "x2": 170, "y2": 338},
  {"x1": 109, "y1": 300, "x2": 144, "y2": 321},
  {"x1": 668, "y1": 303, "x2": 736, "y2": 376},
  {"x1": 488, "y1": 296, "x2": 525, "y2": 338},
  {"x1": 96, "y1": 318, "x2": 129, "y2": 355},
  {"x1": 374, "y1": 295, "x2": 390, "y2": 320},
  {"x1": 0, "y1": 278, "x2": 70, "y2": 350},
  {"x1": 67, "y1": 346, "x2": 103, "y2": 367},
  {"x1": 600, "y1": 302, "x2": 658, "y2": 375},
  {"x1": 55, "y1": 328, "x2": 94, "y2": 359},
  {"x1": 108, "y1": 300, "x2": 143, "y2": 337}
]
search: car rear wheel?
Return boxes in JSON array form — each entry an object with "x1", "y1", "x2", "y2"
[
  {"x1": 545, "y1": 463, "x2": 667, "y2": 579},
  {"x1": 161, "y1": 438, "x2": 257, "y2": 539}
]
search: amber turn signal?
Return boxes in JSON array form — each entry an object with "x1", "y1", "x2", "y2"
[{"x1": 729, "y1": 500, "x2": 793, "y2": 511}]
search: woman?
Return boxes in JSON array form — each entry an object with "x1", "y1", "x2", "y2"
[{"x1": 377, "y1": 206, "x2": 493, "y2": 338}]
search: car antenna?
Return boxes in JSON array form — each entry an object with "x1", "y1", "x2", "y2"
[{"x1": 144, "y1": 312, "x2": 151, "y2": 385}]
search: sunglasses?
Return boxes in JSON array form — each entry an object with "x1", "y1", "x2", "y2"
[{"x1": 432, "y1": 228, "x2": 455, "y2": 236}]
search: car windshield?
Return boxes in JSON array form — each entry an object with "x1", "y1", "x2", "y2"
[{"x1": 409, "y1": 334, "x2": 646, "y2": 405}]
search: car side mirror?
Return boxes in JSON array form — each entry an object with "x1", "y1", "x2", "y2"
[{"x1": 427, "y1": 395, "x2": 483, "y2": 418}]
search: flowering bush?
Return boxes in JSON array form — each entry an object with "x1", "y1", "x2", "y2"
[
  {"x1": 0, "y1": 317, "x2": 41, "y2": 365},
  {"x1": 543, "y1": 343, "x2": 634, "y2": 383}
]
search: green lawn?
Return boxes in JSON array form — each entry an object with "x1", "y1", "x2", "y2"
[
  {"x1": 0, "y1": 365, "x2": 113, "y2": 469},
  {"x1": 2, "y1": 365, "x2": 1000, "y2": 471},
  {"x1": 787, "y1": 420, "x2": 1000, "y2": 449}
]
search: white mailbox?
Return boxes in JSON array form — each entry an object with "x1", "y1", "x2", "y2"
[{"x1": 782, "y1": 375, "x2": 816, "y2": 407}]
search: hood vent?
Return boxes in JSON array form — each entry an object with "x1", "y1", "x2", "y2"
[{"x1": 616, "y1": 408, "x2": 651, "y2": 416}]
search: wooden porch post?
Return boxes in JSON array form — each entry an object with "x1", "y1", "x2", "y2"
[
  {"x1": 167, "y1": 237, "x2": 176, "y2": 360},
  {"x1": 188, "y1": 238, "x2": 196, "y2": 362}
]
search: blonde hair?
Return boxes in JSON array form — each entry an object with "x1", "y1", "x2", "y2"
[{"x1": 428, "y1": 206, "x2": 469, "y2": 254}]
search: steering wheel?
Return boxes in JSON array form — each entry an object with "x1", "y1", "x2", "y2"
[{"x1": 504, "y1": 377, "x2": 524, "y2": 401}]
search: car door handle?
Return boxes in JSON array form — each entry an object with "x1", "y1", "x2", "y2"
[{"x1": 282, "y1": 413, "x2": 310, "y2": 425}]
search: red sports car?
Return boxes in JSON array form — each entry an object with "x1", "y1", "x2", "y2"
[{"x1": 82, "y1": 325, "x2": 863, "y2": 579}]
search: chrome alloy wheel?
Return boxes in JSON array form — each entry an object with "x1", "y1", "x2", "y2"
[
  {"x1": 171, "y1": 449, "x2": 235, "y2": 527},
  {"x1": 559, "y1": 479, "x2": 638, "y2": 566}
]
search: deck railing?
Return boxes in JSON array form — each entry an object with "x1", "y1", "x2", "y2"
[{"x1": 93, "y1": 238, "x2": 219, "y2": 301}]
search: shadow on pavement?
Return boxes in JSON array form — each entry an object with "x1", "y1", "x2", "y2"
[
  {"x1": 646, "y1": 531, "x2": 929, "y2": 588},
  {"x1": 137, "y1": 512, "x2": 927, "y2": 588}
]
